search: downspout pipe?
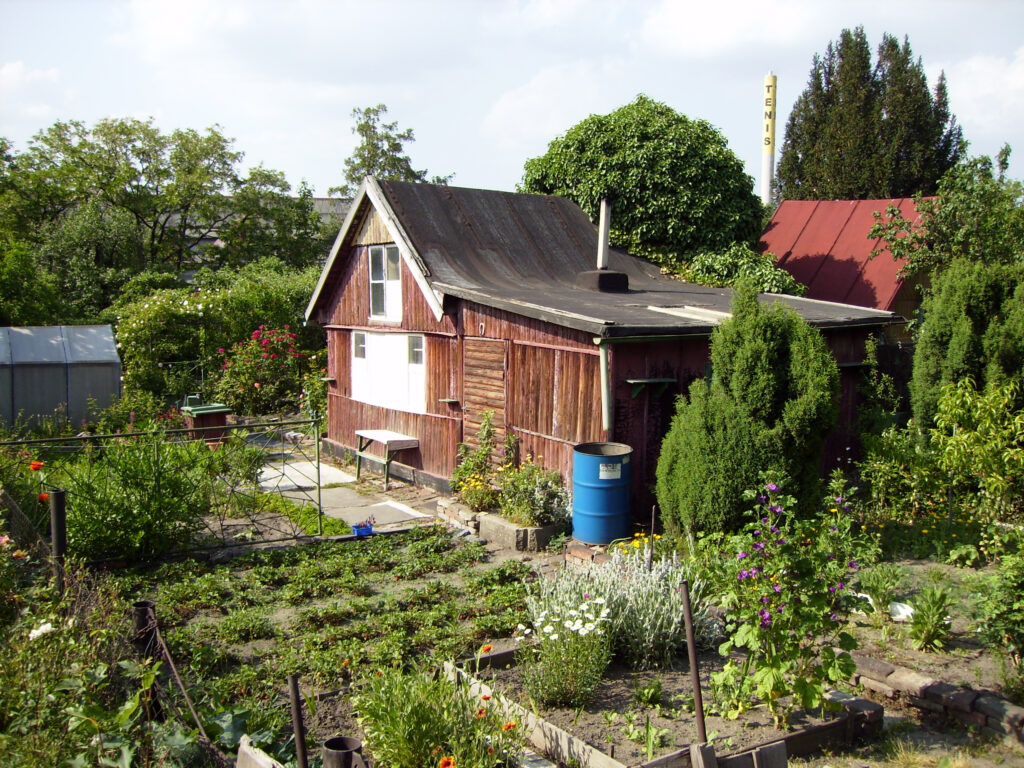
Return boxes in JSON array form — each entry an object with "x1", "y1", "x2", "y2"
[{"x1": 598, "y1": 341, "x2": 611, "y2": 437}]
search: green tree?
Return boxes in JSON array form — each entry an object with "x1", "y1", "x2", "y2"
[
  {"x1": 520, "y1": 94, "x2": 763, "y2": 272},
  {"x1": 332, "y1": 104, "x2": 452, "y2": 198},
  {"x1": 684, "y1": 243, "x2": 806, "y2": 295},
  {"x1": 777, "y1": 28, "x2": 961, "y2": 200},
  {"x1": 656, "y1": 283, "x2": 839, "y2": 538},
  {"x1": 0, "y1": 118, "x2": 326, "y2": 323},
  {"x1": 909, "y1": 258, "x2": 1024, "y2": 430},
  {"x1": 870, "y1": 147, "x2": 1024, "y2": 279}
]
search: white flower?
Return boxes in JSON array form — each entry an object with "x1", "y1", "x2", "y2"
[
  {"x1": 523, "y1": 628, "x2": 531, "y2": 635},
  {"x1": 542, "y1": 624, "x2": 554, "y2": 634},
  {"x1": 549, "y1": 633, "x2": 559, "y2": 641},
  {"x1": 28, "y1": 621, "x2": 55, "y2": 640},
  {"x1": 584, "y1": 622, "x2": 595, "y2": 631},
  {"x1": 593, "y1": 597, "x2": 606, "y2": 605},
  {"x1": 516, "y1": 623, "x2": 526, "y2": 631}
]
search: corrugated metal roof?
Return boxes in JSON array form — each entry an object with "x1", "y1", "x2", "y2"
[
  {"x1": 761, "y1": 199, "x2": 924, "y2": 312},
  {"x1": 1, "y1": 325, "x2": 120, "y2": 364},
  {"x1": 308, "y1": 179, "x2": 898, "y2": 337}
]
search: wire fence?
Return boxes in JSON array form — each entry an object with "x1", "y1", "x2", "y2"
[{"x1": 0, "y1": 419, "x2": 326, "y2": 562}]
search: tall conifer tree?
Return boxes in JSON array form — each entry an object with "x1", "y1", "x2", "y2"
[{"x1": 776, "y1": 28, "x2": 962, "y2": 200}]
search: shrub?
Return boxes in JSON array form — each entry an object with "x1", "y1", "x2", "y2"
[
  {"x1": 977, "y1": 553, "x2": 1024, "y2": 672},
  {"x1": 452, "y1": 411, "x2": 500, "y2": 511},
  {"x1": 213, "y1": 326, "x2": 309, "y2": 415},
  {"x1": 497, "y1": 455, "x2": 569, "y2": 527},
  {"x1": 710, "y1": 479, "x2": 863, "y2": 726},
  {"x1": 685, "y1": 243, "x2": 806, "y2": 295},
  {"x1": 657, "y1": 282, "x2": 839, "y2": 539},
  {"x1": 353, "y1": 661, "x2": 524, "y2": 768},
  {"x1": 909, "y1": 586, "x2": 954, "y2": 652},
  {"x1": 298, "y1": 349, "x2": 328, "y2": 422},
  {"x1": 856, "y1": 563, "x2": 905, "y2": 619},
  {"x1": 517, "y1": 597, "x2": 612, "y2": 707},
  {"x1": 524, "y1": 544, "x2": 712, "y2": 670}
]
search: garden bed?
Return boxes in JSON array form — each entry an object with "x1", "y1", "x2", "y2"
[{"x1": 457, "y1": 649, "x2": 882, "y2": 767}]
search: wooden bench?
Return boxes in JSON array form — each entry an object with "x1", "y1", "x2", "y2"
[{"x1": 354, "y1": 429, "x2": 419, "y2": 490}]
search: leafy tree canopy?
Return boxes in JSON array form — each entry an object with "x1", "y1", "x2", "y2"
[
  {"x1": 683, "y1": 243, "x2": 806, "y2": 296},
  {"x1": 909, "y1": 258, "x2": 1024, "y2": 430},
  {"x1": 0, "y1": 118, "x2": 327, "y2": 323},
  {"x1": 656, "y1": 282, "x2": 838, "y2": 538},
  {"x1": 332, "y1": 104, "x2": 452, "y2": 198},
  {"x1": 870, "y1": 146, "x2": 1024, "y2": 279},
  {"x1": 520, "y1": 95, "x2": 763, "y2": 273},
  {"x1": 777, "y1": 27, "x2": 962, "y2": 200}
]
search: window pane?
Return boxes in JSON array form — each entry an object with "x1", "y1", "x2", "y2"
[
  {"x1": 408, "y1": 335, "x2": 424, "y2": 364},
  {"x1": 353, "y1": 332, "x2": 366, "y2": 358},
  {"x1": 369, "y1": 247, "x2": 384, "y2": 281},
  {"x1": 386, "y1": 246, "x2": 400, "y2": 280},
  {"x1": 370, "y1": 283, "x2": 385, "y2": 316}
]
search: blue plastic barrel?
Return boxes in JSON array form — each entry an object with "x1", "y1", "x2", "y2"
[{"x1": 572, "y1": 442, "x2": 633, "y2": 545}]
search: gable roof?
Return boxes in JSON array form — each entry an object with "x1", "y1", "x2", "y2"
[
  {"x1": 307, "y1": 178, "x2": 898, "y2": 338},
  {"x1": 760, "y1": 198, "x2": 925, "y2": 311}
]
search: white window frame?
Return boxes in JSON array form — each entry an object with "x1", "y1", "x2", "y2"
[
  {"x1": 369, "y1": 245, "x2": 402, "y2": 321},
  {"x1": 350, "y1": 331, "x2": 426, "y2": 414}
]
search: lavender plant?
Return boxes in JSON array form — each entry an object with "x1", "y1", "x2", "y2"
[{"x1": 711, "y1": 479, "x2": 865, "y2": 726}]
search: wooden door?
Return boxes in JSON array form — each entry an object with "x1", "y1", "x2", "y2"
[{"x1": 462, "y1": 338, "x2": 507, "y2": 447}]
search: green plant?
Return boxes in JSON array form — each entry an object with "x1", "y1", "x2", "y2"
[
  {"x1": 213, "y1": 326, "x2": 309, "y2": 416},
  {"x1": 685, "y1": 243, "x2": 805, "y2": 295},
  {"x1": 656, "y1": 282, "x2": 839, "y2": 539},
  {"x1": 452, "y1": 410, "x2": 500, "y2": 512},
  {"x1": 710, "y1": 479, "x2": 862, "y2": 727},
  {"x1": 352, "y1": 662, "x2": 523, "y2": 768},
  {"x1": 857, "y1": 563, "x2": 906, "y2": 620},
  {"x1": 909, "y1": 586, "x2": 954, "y2": 651},
  {"x1": 631, "y1": 676, "x2": 664, "y2": 707},
  {"x1": 642, "y1": 716, "x2": 670, "y2": 761},
  {"x1": 976, "y1": 552, "x2": 1024, "y2": 672},
  {"x1": 298, "y1": 349, "x2": 328, "y2": 422},
  {"x1": 517, "y1": 596, "x2": 612, "y2": 707},
  {"x1": 497, "y1": 455, "x2": 569, "y2": 527}
]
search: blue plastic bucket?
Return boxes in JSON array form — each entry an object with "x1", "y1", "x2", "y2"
[{"x1": 572, "y1": 442, "x2": 633, "y2": 545}]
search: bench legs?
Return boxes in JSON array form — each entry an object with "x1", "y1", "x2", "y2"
[{"x1": 355, "y1": 436, "x2": 395, "y2": 490}]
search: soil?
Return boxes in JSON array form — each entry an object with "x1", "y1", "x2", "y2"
[{"x1": 481, "y1": 654, "x2": 847, "y2": 766}]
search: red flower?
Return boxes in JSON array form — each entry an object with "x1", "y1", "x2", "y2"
[
  {"x1": 439, "y1": 758, "x2": 455, "y2": 768},
  {"x1": 475, "y1": 707, "x2": 486, "y2": 718},
  {"x1": 29, "y1": 461, "x2": 44, "y2": 471},
  {"x1": 480, "y1": 644, "x2": 493, "y2": 654},
  {"x1": 502, "y1": 722, "x2": 516, "y2": 731},
  {"x1": 38, "y1": 493, "x2": 49, "y2": 502},
  {"x1": 254, "y1": 382, "x2": 261, "y2": 388}
]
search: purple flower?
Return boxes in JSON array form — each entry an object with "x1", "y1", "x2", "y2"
[
  {"x1": 765, "y1": 483, "x2": 778, "y2": 492},
  {"x1": 737, "y1": 551, "x2": 748, "y2": 560},
  {"x1": 761, "y1": 595, "x2": 770, "y2": 604},
  {"x1": 773, "y1": 582, "x2": 782, "y2": 593},
  {"x1": 770, "y1": 525, "x2": 779, "y2": 533},
  {"x1": 834, "y1": 497, "x2": 843, "y2": 504},
  {"x1": 738, "y1": 570, "x2": 750, "y2": 580},
  {"x1": 776, "y1": 538, "x2": 787, "y2": 545},
  {"x1": 761, "y1": 517, "x2": 769, "y2": 524},
  {"x1": 848, "y1": 560, "x2": 859, "y2": 571},
  {"x1": 769, "y1": 505, "x2": 783, "y2": 514},
  {"x1": 753, "y1": 542, "x2": 765, "y2": 552},
  {"x1": 759, "y1": 609, "x2": 772, "y2": 628},
  {"x1": 753, "y1": 529, "x2": 761, "y2": 537},
  {"x1": 757, "y1": 495, "x2": 767, "y2": 503},
  {"x1": 830, "y1": 613, "x2": 839, "y2": 622},
  {"x1": 829, "y1": 526, "x2": 837, "y2": 532}
]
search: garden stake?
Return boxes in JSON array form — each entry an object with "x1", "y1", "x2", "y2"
[
  {"x1": 132, "y1": 600, "x2": 158, "y2": 659},
  {"x1": 646, "y1": 505, "x2": 656, "y2": 572},
  {"x1": 315, "y1": 419, "x2": 323, "y2": 537},
  {"x1": 681, "y1": 579, "x2": 708, "y2": 744},
  {"x1": 48, "y1": 489, "x2": 66, "y2": 596},
  {"x1": 288, "y1": 674, "x2": 310, "y2": 768}
]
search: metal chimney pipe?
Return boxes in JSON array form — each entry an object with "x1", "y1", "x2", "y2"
[{"x1": 596, "y1": 198, "x2": 611, "y2": 270}]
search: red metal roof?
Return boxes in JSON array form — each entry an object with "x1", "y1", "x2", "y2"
[{"x1": 760, "y1": 198, "x2": 924, "y2": 311}]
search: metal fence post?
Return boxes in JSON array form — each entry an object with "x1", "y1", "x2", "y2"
[
  {"x1": 49, "y1": 489, "x2": 67, "y2": 596},
  {"x1": 315, "y1": 419, "x2": 323, "y2": 537}
]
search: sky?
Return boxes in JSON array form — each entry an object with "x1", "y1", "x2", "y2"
[{"x1": 2, "y1": 0, "x2": 1023, "y2": 199}]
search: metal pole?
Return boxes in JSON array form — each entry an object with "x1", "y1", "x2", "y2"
[
  {"x1": 315, "y1": 419, "x2": 323, "y2": 537},
  {"x1": 681, "y1": 580, "x2": 708, "y2": 744},
  {"x1": 49, "y1": 489, "x2": 67, "y2": 595},
  {"x1": 288, "y1": 675, "x2": 309, "y2": 768}
]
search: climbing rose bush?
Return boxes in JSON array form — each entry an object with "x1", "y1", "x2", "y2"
[{"x1": 213, "y1": 327, "x2": 308, "y2": 415}]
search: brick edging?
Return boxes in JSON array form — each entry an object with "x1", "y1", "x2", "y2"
[{"x1": 852, "y1": 653, "x2": 1024, "y2": 747}]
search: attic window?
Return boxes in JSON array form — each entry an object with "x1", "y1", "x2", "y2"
[{"x1": 369, "y1": 245, "x2": 401, "y2": 321}]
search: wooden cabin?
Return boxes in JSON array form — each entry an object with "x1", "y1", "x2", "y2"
[{"x1": 306, "y1": 178, "x2": 898, "y2": 513}]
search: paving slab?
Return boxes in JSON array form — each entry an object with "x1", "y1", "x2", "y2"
[{"x1": 258, "y1": 460, "x2": 355, "y2": 491}]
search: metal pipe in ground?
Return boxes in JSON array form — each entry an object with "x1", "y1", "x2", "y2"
[
  {"x1": 288, "y1": 675, "x2": 309, "y2": 768},
  {"x1": 681, "y1": 579, "x2": 708, "y2": 743},
  {"x1": 49, "y1": 489, "x2": 67, "y2": 595}
]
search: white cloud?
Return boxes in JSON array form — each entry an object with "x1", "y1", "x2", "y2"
[
  {"x1": 0, "y1": 61, "x2": 59, "y2": 91},
  {"x1": 481, "y1": 61, "x2": 614, "y2": 150},
  {"x1": 937, "y1": 46, "x2": 1024, "y2": 144}
]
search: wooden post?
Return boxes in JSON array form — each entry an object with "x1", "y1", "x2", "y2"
[
  {"x1": 49, "y1": 489, "x2": 66, "y2": 596},
  {"x1": 690, "y1": 742, "x2": 718, "y2": 768},
  {"x1": 682, "y1": 580, "x2": 708, "y2": 744}
]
